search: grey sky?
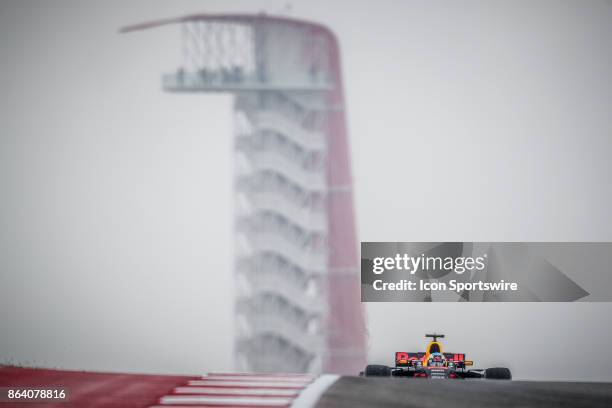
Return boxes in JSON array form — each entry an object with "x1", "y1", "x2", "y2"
[{"x1": 1, "y1": 0, "x2": 611, "y2": 380}]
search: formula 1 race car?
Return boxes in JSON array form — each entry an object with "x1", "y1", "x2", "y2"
[{"x1": 361, "y1": 333, "x2": 511, "y2": 380}]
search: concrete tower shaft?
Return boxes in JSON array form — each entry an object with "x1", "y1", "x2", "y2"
[{"x1": 122, "y1": 13, "x2": 366, "y2": 374}]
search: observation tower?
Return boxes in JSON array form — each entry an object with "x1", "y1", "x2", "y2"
[{"x1": 122, "y1": 13, "x2": 365, "y2": 374}]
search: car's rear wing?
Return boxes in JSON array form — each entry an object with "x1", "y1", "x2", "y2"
[
  {"x1": 395, "y1": 351, "x2": 471, "y2": 367},
  {"x1": 395, "y1": 352, "x2": 424, "y2": 366},
  {"x1": 444, "y1": 353, "x2": 466, "y2": 362}
]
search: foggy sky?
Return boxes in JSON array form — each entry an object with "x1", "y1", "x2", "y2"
[{"x1": 1, "y1": 0, "x2": 612, "y2": 380}]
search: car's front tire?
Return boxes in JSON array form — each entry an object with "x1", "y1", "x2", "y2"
[
  {"x1": 364, "y1": 364, "x2": 391, "y2": 377},
  {"x1": 485, "y1": 367, "x2": 512, "y2": 380}
]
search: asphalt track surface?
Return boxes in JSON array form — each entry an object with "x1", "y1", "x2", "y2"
[{"x1": 315, "y1": 376, "x2": 612, "y2": 408}]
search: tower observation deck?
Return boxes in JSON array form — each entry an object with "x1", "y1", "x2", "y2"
[{"x1": 122, "y1": 13, "x2": 366, "y2": 374}]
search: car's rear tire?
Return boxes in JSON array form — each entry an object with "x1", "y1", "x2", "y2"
[
  {"x1": 364, "y1": 364, "x2": 391, "y2": 377},
  {"x1": 485, "y1": 367, "x2": 512, "y2": 380}
]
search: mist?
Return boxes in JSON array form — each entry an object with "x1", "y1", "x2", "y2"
[{"x1": 1, "y1": 0, "x2": 611, "y2": 380}]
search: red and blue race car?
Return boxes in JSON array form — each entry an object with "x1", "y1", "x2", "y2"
[{"x1": 361, "y1": 333, "x2": 511, "y2": 380}]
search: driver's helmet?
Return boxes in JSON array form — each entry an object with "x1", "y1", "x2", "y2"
[{"x1": 428, "y1": 352, "x2": 446, "y2": 367}]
